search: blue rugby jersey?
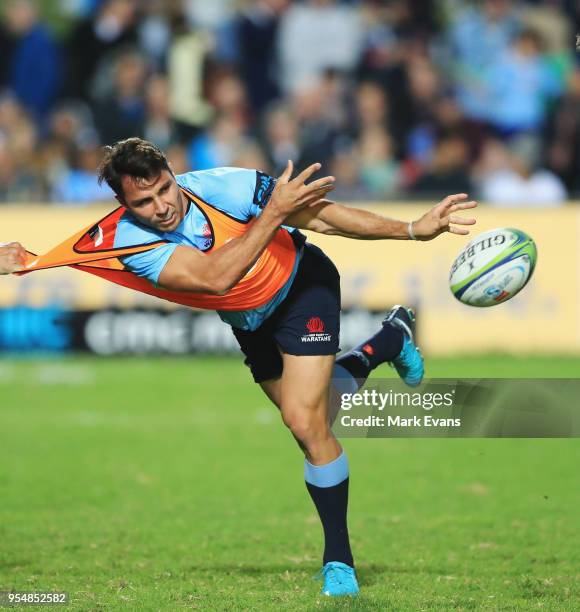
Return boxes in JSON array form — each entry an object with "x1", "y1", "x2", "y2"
[{"x1": 114, "y1": 168, "x2": 301, "y2": 331}]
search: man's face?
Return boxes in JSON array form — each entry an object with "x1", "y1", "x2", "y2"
[{"x1": 120, "y1": 169, "x2": 185, "y2": 232}]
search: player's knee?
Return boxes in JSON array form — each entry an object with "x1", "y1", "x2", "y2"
[{"x1": 281, "y1": 408, "x2": 329, "y2": 443}]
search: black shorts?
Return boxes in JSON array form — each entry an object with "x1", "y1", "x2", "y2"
[{"x1": 232, "y1": 242, "x2": 341, "y2": 383}]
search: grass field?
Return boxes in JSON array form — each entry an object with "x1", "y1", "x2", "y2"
[{"x1": 1, "y1": 355, "x2": 579, "y2": 610}]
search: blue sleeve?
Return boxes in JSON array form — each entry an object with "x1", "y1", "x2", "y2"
[
  {"x1": 114, "y1": 214, "x2": 178, "y2": 285},
  {"x1": 120, "y1": 244, "x2": 178, "y2": 285},
  {"x1": 176, "y1": 168, "x2": 276, "y2": 221}
]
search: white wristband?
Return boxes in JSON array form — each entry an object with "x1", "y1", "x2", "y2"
[{"x1": 408, "y1": 221, "x2": 417, "y2": 240}]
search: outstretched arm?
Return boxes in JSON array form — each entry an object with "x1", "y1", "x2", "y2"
[
  {"x1": 158, "y1": 161, "x2": 335, "y2": 294},
  {"x1": 285, "y1": 193, "x2": 477, "y2": 241}
]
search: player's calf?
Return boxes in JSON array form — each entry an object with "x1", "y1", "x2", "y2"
[{"x1": 281, "y1": 404, "x2": 338, "y2": 462}]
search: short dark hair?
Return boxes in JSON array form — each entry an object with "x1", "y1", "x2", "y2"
[{"x1": 98, "y1": 137, "x2": 171, "y2": 200}]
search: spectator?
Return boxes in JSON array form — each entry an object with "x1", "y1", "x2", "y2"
[
  {"x1": 402, "y1": 56, "x2": 443, "y2": 159},
  {"x1": 353, "y1": 81, "x2": 388, "y2": 131},
  {"x1": 66, "y1": 0, "x2": 138, "y2": 100},
  {"x1": 166, "y1": 16, "x2": 213, "y2": 138},
  {"x1": 0, "y1": 94, "x2": 42, "y2": 201},
  {"x1": 262, "y1": 102, "x2": 302, "y2": 174},
  {"x1": 476, "y1": 139, "x2": 567, "y2": 206},
  {"x1": 94, "y1": 49, "x2": 148, "y2": 144},
  {"x1": 47, "y1": 101, "x2": 99, "y2": 149},
  {"x1": 3, "y1": 0, "x2": 61, "y2": 122},
  {"x1": 143, "y1": 74, "x2": 176, "y2": 149},
  {"x1": 231, "y1": 140, "x2": 271, "y2": 172},
  {"x1": 487, "y1": 30, "x2": 562, "y2": 137},
  {"x1": 358, "y1": 127, "x2": 402, "y2": 197},
  {"x1": 187, "y1": 114, "x2": 247, "y2": 169},
  {"x1": 0, "y1": 137, "x2": 34, "y2": 201},
  {"x1": 137, "y1": 0, "x2": 172, "y2": 70},
  {"x1": 0, "y1": 19, "x2": 13, "y2": 88},
  {"x1": 351, "y1": 80, "x2": 393, "y2": 158},
  {"x1": 547, "y1": 67, "x2": 580, "y2": 195},
  {"x1": 407, "y1": 93, "x2": 448, "y2": 169},
  {"x1": 52, "y1": 144, "x2": 113, "y2": 204},
  {"x1": 330, "y1": 145, "x2": 369, "y2": 201},
  {"x1": 237, "y1": 0, "x2": 287, "y2": 115},
  {"x1": 207, "y1": 70, "x2": 250, "y2": 129},
  {"x1": 356, "y1": 3, "x2": 419, "y2": 149},
  {"x1": 278, "y1": 0, "x2": 363, "y2": 94},
  {"x1": 292, "y1": 82, "x2": 342, "y2": 170},
  {"x1": 448, "y1": 0, "x2": 520, "y2": 123},
  {"x1": 357, "y1": 0, "x2": 401, "y2": 88},
  {"x1": 0, "y1": 0, "x2": 576, "y2": 204},
  {"x1": 410, "y1": 135, "x2": 473, "y2": 197},
  {"x1": 37, "y1": 101, "x2": 99, "y2": 196}
]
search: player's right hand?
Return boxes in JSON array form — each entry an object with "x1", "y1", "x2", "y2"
[
  {"x1": 268, "y1": 161, "x2": 335, "y2": 220},
  {"x1": 411, "y1": 194, "x2": 477, "y2": 241},
  {"x1": 0, "y1": 242, "x2": 27, "y2": 274}
]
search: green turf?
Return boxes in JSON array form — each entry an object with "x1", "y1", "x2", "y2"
[{"x1": 1, "y1": 356, "x2": 579, "y2": 610}]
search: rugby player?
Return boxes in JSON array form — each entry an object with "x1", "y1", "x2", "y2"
[{"x1": 1, "y1": 138, "x2": 477, "y2": 596}]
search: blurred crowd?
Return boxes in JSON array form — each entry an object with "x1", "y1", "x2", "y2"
[{"x1": 0, "y1": 0, "x2": 579, "y2": 206}]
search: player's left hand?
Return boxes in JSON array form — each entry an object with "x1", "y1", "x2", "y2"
[{"x1": 411, "y1": 193, "x2": 477, "y2": 241}]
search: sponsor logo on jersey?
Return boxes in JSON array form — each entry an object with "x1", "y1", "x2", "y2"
[{"x1": 253, "y1": 171, "x2": 276, "y2": 209}]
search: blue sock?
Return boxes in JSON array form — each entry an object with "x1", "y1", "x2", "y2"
[
  {"x1": 305, "y1": 451, "x2": 354, "y2": 567},
  {"x1": 332, "y1": 364, "x2": 360, "y2": 394}
]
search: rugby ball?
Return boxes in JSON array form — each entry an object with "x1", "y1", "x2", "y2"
[{"x1": 449, "y1": 228, "x2": 537, "y2": 307}]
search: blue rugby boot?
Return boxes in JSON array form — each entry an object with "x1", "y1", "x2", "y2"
[
  {"x1": 384, "y1": 305, "x2": 424, "y2": 387},
  {"x1": 318, "y1": 561, "x2": 360, "y2": 597}
]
